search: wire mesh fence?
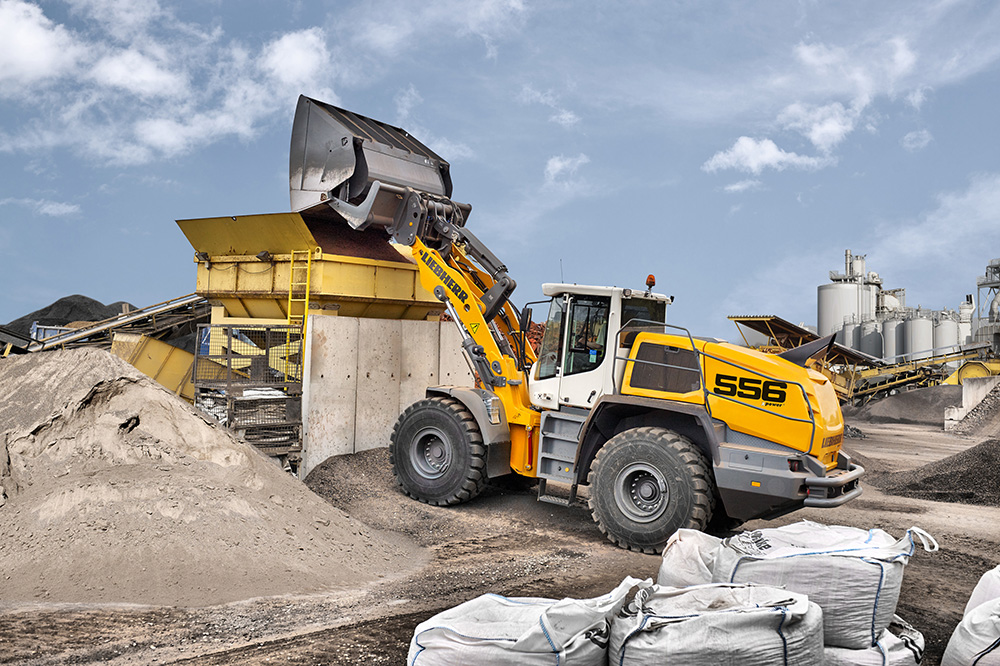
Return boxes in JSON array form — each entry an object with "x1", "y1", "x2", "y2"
[{"x1": 192, "y1": 324, "x2": 303, "y2": 468}]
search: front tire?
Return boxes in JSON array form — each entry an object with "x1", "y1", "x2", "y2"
[
  {"x1": 588, "y1": 427, "x2": 715, "y2": 553},
  {"x1": 390, "y1": 397, "x2": 487, "y2": 506}
]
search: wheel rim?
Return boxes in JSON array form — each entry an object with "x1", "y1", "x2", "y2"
[
  {"x1": 411, "y1": 426, "x2": 453, "y2": 479},
  {"x1": 613, "y1": 462, "x2": 669, "y2": 523}
]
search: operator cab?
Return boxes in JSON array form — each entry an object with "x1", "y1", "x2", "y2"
[{"x1": 530, "y1": 282, "x2": 671, "y2": 411}]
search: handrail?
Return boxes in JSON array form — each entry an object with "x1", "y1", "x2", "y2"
[{"x1": 614, "y1": 321, "x2": 818, "y2": 455}]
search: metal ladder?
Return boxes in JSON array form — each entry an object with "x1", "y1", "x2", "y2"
[
  {"x1": 285, "y1": 249, "x2": 316, "y2": 381},
  {"x1": 286, "y1": 249, "x2": 314, "y2": 332}
]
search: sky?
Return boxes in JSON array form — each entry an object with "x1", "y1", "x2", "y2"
[{"x1": 2, "y1": 0, "x2": 1000, "y2": 340}]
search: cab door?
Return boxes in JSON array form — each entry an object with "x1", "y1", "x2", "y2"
[{"x1": 530, "y1": 294, "x2": 612, "y2": 410}]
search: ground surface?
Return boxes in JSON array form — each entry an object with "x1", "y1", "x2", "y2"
[{"x1": 1, "y1": 417, "x2": 997, "y2": 665}]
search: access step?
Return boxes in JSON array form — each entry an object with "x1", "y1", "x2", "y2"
[{"x1": 537, "y1": 478, "x2": 579, "y2": 506}]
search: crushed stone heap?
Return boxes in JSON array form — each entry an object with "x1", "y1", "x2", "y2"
[
  {"x1": 952, "y1": 381, "x2": 1000, "y2": 438},
  {"x1": 872, "y1": 438, "x2": 1000, "y2": 507},
  {"x1": 841, "y1": 385, "x2": 963, "y2": 427},
  {"x1": 0, "y1": 349, "x2": 421, "y2": 607}
]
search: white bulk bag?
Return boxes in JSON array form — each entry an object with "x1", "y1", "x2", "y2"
[
  {"x1": 609, "y1": 582, "x2": 824, "y2": 666},
  {"x1": 966, "y1": 565, "x2": 1000, "y2": 617},
  {"x1": 657, "y1": 521, "x2": 938, "y2": 649},
  {"x1": 824, "y1": 615, "x2": 925, "y2": 666},
  {"x1": 942, "y1": 598, "x2": 1000, "y2": 666},
  {"x1": 407, "y1": 576, "x2": 643, "y2": 666}
]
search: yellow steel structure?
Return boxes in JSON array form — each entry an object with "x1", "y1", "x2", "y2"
[
  {"x1": 110, "y1": 333, "x2": 196, "y2": 402},
  {"x1": 944, "y1": 359, "x2": 1000, "y2": 385},
  {"x1": 176, "y1": 212, "x2": 444, "y2": 323}
]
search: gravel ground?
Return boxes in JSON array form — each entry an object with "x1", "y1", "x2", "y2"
[{"x1": 0, "y1": 420, "x2": 996, "y2": 665}]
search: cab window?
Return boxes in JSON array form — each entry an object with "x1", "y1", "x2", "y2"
[
  {"x1": 536, "y1": 298, "x2": 565, "y2": 380},
  {"x1": 565, "y1": 296, "x2": 611, "y2": 376}
]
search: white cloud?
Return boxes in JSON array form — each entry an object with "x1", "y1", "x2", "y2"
[
  {"x1": 901, "y1": 129, "x2": 932, "y2": 152},
  {"x1": 519, "y1": 84, "x2": 581, "y2": 128},
  {"x1": 347, "y1": 0, "x2": 527, "y2": 60},
  {"x1": 549, "y1": 109, "x2": 580, "y2": 128},
  {"x1": 0, "y1": 0, "x2": 85, "y2": 90},
  {"x1": 702, "y1": 137, "x2": 831, "y2": 175},
  {"x1": 429, "y1": 137, "x2": 475, "y2": 162},
  {"x1": 724, "y1": 179, "x2": 762, "y2": 193},
  {"x1": 875, "y1": 173, "x2": 1000, "y2": 264},
  {"x1": 544, "y1": 153, "x2": 590, "y2": 185},
  {"x1": 90, "y1": 48, "x2": 187, "y2": 97},
  {"x1": 259, "y1": 27, "x2": 335, "y2": 101},
  {"x1": 778, "y1": 100, "x2": 864, "y2": 153},
  {"x1": 906, "y1": 86, "x2": 931, "y2": 109},
  {"x1": 722, "y1": 173, "x2": 1000, "y2": 327},
  {"x1": 394, "y1": 84, "x2": 422, "y2": 124},
  {"x1": 0, "y1": 197, "x2": 80, "y2": 216},
  {"x1": 64, "y1": 0, "x2": 165, "y2": 41}
]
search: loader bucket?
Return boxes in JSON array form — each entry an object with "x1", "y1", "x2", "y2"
[{"x1": 289, "y1": 96, "x2": 453, "y2": 229}]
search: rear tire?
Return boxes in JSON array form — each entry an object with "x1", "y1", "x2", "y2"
[
  {"x1": 588, "y1": 427, "x2": 715, "y2": 553},
  {"x1": 390, "y1": 397, "x2": 487, "y2": 506}
]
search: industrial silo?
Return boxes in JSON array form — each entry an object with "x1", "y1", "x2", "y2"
[
  {"x1": 903, "y1": 312, "x2": 934, "y2": 361},
  {"x1": 842, "y1": 321, "x2": 860, "y2": 350},
  {"x1": 934, "y1": 314, "x2": 960, "y2": 356},
  {"x1": 818, "y1": 283, "x2": 863, "y2": 337},
  {"x1": 859, "y1": 321, "x2": 882, "y2": 358},
  {"x1": 882, "y1": 317, "x2": 901, "y2": 362}
]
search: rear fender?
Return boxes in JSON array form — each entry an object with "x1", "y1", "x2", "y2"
[
  {"x1": 425, "y1": 386, "x2": 512, "y2": 478},
  {"x1": 574, "y1": 395, "x2": 720, "y2": 485}
]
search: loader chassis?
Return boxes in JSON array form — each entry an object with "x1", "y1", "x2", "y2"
[{"x1": 289, "y1": 95, "x2": 864, "y2": 553}]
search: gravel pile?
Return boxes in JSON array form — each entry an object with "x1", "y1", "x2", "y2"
[
  {"x1": 873, "y1": 438, "x2": 1000, "y2": 506},
  {"x1": 952, "y1": 382, "x2": 1000, "y2": 438},
  {"x1": 4, "y1": 294, "x2": 133, "y2": 337},
  {"x1": 841, "y1": 385, "x2": 963, "y2": 426},
  {"x1": 0, "y1": 348, "x2": 422, "y2": 607}
]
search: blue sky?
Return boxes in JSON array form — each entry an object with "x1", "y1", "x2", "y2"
[{"x1": 2, "y1": 0, "x2": 1000, "y2": 339}]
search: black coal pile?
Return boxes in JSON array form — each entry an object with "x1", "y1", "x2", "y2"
[
  {"x1": 872, "y1": 438, "x2": 1000, "y2": 506},
  {"x1": 4, "y1": 295, "x2": 133, "y2": 337}
]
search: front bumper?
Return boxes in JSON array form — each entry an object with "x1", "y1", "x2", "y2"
[{"x1": 803, "y1": 462, "x2": 865, "y2": 508}]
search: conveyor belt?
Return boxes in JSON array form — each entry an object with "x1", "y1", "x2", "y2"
[{"x1": 28, "y1": 294, "x2": 207, "y2": 352}]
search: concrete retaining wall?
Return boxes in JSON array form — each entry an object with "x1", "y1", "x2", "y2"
[
  {"x1": 300, "y1": 315, "x2": 474, "y2": 477},
  {"x1": 944, "y1": 376, "x2": 1000, "y2": 431}
]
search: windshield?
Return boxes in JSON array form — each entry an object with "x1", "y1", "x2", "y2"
[{"x1": 536, "y1": 298, "x2": 565, "y2": 380}]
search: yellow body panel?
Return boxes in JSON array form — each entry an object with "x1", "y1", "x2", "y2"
[
  {"x1": 621, "y1": 333, "x2": 844, "y2": 469},
  {"x1": 111, "y1": 333, "x2": 196, "y2": 402}
]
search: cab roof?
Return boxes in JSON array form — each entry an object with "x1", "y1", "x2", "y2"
[{"x1": 541, "y1": 282, "x2": 670, "y2": 301}]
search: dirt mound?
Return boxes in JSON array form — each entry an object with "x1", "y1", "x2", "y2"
[
  {"x1": 4, "y1": 295, "x2": 134, "y2": 337},
  {"x1": 0, "y1": 349, "x2": 422, "y2": 607},
  {"x1": 841, "y1": 385, "x2": 962, "y2": 426},
  {"x1": 871, "y1": 438, "x2": 1000, "y2": 506},
  {"x1": 952, "y1": 382, "x2": 1000, "y2": 439}
]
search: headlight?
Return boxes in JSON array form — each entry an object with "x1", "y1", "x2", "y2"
[{"x1": 484, "y1": 395, "x2": 501, "y2": 425}]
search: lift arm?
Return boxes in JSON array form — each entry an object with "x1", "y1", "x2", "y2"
[{"x1": 288, "y1": 95, "x2": 537, "y2": 426}]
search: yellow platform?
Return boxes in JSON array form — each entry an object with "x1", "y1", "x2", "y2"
[{"x1": 176, "y1": 212, "x2": 444, "y2": 321}]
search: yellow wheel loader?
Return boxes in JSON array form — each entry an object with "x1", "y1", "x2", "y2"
[{"x1": 290, "y1": 96, "x2": 863, "y2": 553}]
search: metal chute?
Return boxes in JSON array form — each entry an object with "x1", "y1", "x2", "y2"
[{"x1": 289, "y1": 95, "x2": 456, "y2": 231}]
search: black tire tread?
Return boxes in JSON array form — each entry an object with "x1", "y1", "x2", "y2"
[
  {"x1": 587, "y1": 426, "x2": 715, "y2": 554},
  {"x1": 389, "y1": 397, "x2": 487, "y2": 506}
]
